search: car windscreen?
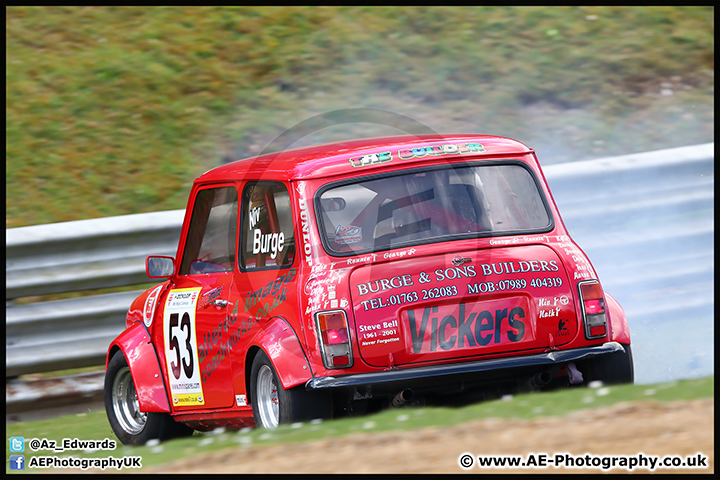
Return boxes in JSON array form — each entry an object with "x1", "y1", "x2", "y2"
[{"x1": 316, "y1": 162, "x2": 552, "y2": 255}]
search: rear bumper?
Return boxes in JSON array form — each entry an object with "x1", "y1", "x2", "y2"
[{"x1": 306, "y1": 342, "x2": 624, "y2": 392}]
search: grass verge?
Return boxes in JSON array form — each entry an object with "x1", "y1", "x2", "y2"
[{"x1": 6, "y1": 6, "x2": 714, "y2": 228}]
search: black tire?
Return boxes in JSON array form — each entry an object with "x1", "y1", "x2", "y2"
[
  {"x1": 250, "y1": 350, "x2": 330, "y2": 429},
  {"x1": 105, "y1": 350, "x2": 193, "y2": 445},
  {"x1": 585, "y1": 343, "x2": 634, "y2": 385}
]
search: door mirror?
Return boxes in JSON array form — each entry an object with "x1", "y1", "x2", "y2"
[
  {"x1": 320, "y1": 197, "x2": 346, "y2": 212},
  {"x1": 146, "y1": 256, "x2": 175, "y2": 278}
]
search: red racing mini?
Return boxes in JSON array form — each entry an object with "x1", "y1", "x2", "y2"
[{"x1": 105, "y1": 134, "x2": 633, "y2": 445}]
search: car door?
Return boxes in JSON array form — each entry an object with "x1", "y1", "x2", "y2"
[
  {"x1": 162, "y1": 184, "x2": 239, "y2": 411},
  {"x1": 229, "y1": 182, "x2": 299, "y2": 400}
]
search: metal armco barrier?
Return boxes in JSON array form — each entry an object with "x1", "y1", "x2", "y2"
[
  {"x1": 5, "y1": 143, "x2": 714, "y2": 414},
  {"x1": 6, "y1": 209, "x2": 185, "y2": 378},
  {"x1": 6, "y1": 209, "x2": 186, "y2": 299}
]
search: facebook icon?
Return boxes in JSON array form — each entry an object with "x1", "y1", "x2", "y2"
[{"x1": 10, "y1": 455, "x2": 25, "y2": 470}]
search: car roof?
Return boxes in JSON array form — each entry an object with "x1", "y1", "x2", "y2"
[{"x1": 196, "y1": 134, "x2": 534, "y2": 185}]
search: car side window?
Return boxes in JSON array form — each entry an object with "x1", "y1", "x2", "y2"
[
  {"x1": 179, "y1": 186, "x2": 238, "y2": 275},
  {"x1": 241, "y1": 182, "x2": 296, "y2": 270}
]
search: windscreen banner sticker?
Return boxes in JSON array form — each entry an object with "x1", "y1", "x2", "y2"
[
  {"x1": 397, "y1": 143, "x2": 485, "y2": 160},
  {"x1": 348, "y1": 143, "x2": 485, "y2": 167},
  {"x1": 163, "y1": 288, "x2": 205, "y2": 406}
]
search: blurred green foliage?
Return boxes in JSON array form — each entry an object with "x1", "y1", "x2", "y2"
[{"x1": 6, "y1": 6, "x2": 714, "y2": 227}]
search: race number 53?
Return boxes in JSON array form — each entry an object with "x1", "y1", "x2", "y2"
[
  {"x1": 163, "y1": 288, "x2": 205, "y2": 406},
  {"x1": 168, "y1": 311, "x2": 193, "y2": 380}
]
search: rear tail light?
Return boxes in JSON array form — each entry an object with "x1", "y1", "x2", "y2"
[
  {"x1": 578, "y1": 280, "x2": 608, "y2": 340},
  {"x1": 316, "y1": 310, "x2": 353, "y2": 369},
  {"x1": 584, "y1": 299, "x2": 604, "y2": 315}
]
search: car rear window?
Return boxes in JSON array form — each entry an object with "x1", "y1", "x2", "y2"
[{"x1": 316, "y1": 162, "x2": 552, "y2": 255}]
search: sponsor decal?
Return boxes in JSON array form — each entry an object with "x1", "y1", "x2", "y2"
[
  {"x1": 236, "y1": 395, "x2": 247, "y2": 407},
  {"x1": 355, "y1": 260, "x2": 569, "y2": 319},
  {"x1": 555, "y1": 318, "x2": 571, "y2": 338},
  {"x1": 349, "y1": 151, "x2": 392, "y2": 168},
  {"x1": 198, "y1": 285, "x2": 222, "y2": 310},
  {"x1": 468, "y1": 279, "x2": 529, "y2": 294},
  {"x1": 143, "y1": 285, "x2": 163, "y2": 327},
  {"x1": 295, "y1": 181, "x2": 307, "y2": 195},
  {"x1": 356, "y1": 274, "x2": 415, "y2": 296},
  {"x1": 297, "y1": 192, "x2": 314, "y2": 266},
  {"x1": 404, "y1": 302, "x2": 526, "y2": 354},
  {"x1": 334, "y1": 224, "x2": 362, "y2": 244},
  {"x1": 167, "y1": 290, "x2": 199, "y2": 309},
  {"x1": 244, "y1": 268, "x2": 296, "y2": 316},
  {"x1": 356, "y1": 262, "x2": 563, "y2": 305},
  {"x1": 478, "y1": 260, "x2": 559, "y2": 276},
  {"x1": 199, "y1": 302, "x2": 255, "y2": 384},
  {"x1": 163, "y1": 288, "x2": 205, "y2": 406},
  {"x1": 361, "y1": 291, "x2": 418, "y2": 311}
]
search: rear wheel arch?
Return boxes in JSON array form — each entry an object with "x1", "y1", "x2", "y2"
[
  {"x1": 579, "y1": 342, "x2": 634, "y2": 386},
  {"x1": 249, "y1": 349, "x2": 331, "y2": 429},
  {"x1": 247, "y1": 316, "x2": 314, "y2": 391},
  {"x1": 244, "y1": 345, "x2": 263, "y2": 407},
  {"x1": 244, "y1": 318, "x2": 330, "y2": 428},
  {"x1": 605, "y1": 293, "x2": 631, "y2": 344}
]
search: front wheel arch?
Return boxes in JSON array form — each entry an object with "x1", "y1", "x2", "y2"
[
  {"x1": 106, "y1": 322, "x2": 170, "y2": 413},
  {"x1": 104, "y1": 350, "x2": 193, "y2": 445}
]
